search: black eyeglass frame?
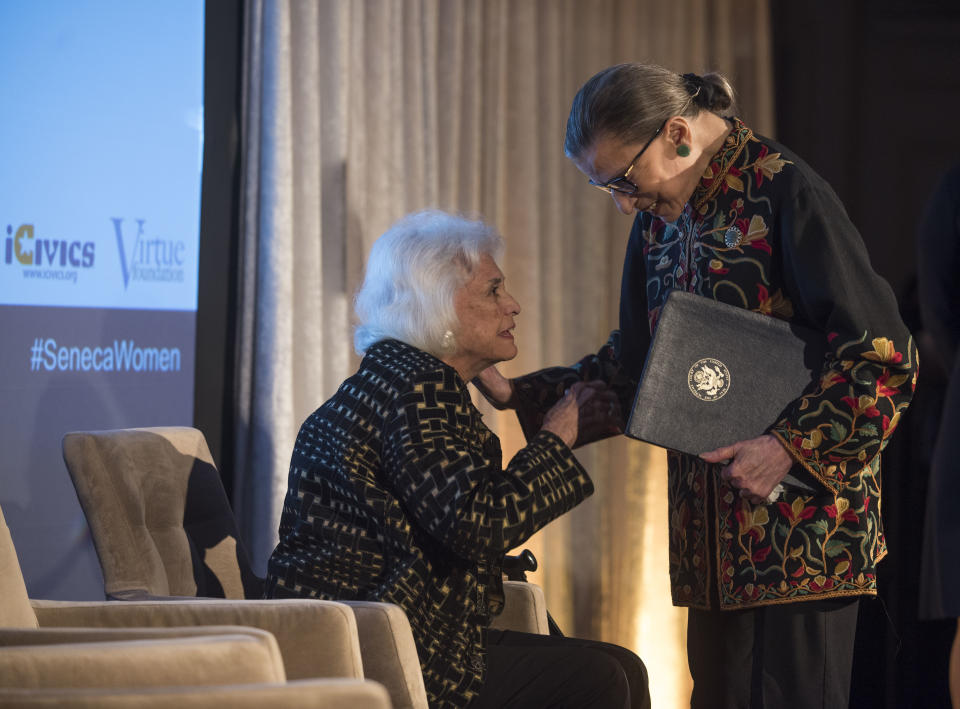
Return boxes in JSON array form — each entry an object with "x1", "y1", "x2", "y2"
[{"x1": 588, "y1": 117, "x2": 668, "y2": 197}]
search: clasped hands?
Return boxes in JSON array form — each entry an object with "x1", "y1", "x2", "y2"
[
  {"x1": 475, "y1": 366, "x2": 793, "y2": 503},
  {"x1": 473, "y1": 366, "x2": 622, "y2": 448}
]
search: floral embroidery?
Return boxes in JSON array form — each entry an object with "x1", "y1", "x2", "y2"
[
  {"x1": 652, "y1": 118, "x2": 917, "y2": 610},
  {"x1": 863, "y1": 337, "x2": 903, "y2": 363},
  {"x1": 520, "y1": 118, "x2": 917, "y2": 612},
  {"x1": 742, "y1": 215, "x2": 770, "y2": 252},
  {"x1": 755, "y1": 284, "x2": 793, "y2": 318},
  {"x1": 749, "y1": 145, "x2": 789, "y2": 185}
]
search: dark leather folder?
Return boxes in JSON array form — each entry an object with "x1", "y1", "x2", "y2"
[{"x1": 626, "y1": 290, "x2": 826, "y2": 489}]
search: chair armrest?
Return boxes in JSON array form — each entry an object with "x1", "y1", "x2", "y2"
[
  {"x1": 343, "y1": 601, "x2": 429, "y2": 709},
  {"x1": 0, "y1": 633, "x2": 285, "y2": 689},
  {"x1": 0, "y1": 679, "x2": 391, "y2": 709},
  {"x1": 0, "y1": 625, "x2": 275, "y2": 648},
  {"x1": 30, "y1": 598, "x2": 363, "y2": 680},
  {"x1": 489, "y1": 580, "x2": 549, "y2": 634}
]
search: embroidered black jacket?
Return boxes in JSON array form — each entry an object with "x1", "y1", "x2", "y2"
[
  {"x1": 513, "y1": 119, "x2": 917, "y2": 610},
  {"x1": 265, "y1": 338, "x2": 593, "y2": 706}
]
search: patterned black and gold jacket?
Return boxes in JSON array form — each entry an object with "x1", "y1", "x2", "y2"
[
  {"x1": 513, "y1": 118, "x2": 917, "y2": 610},
  {"x1": 264, "y1": 338, "x2": 593, "y2": 707}
]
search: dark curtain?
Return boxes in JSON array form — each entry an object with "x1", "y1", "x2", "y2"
[
  {"x1": 772, "y1": 2, "x2": 960, "y2": 707},
  {"x1": 194, "y1": 0, "x2": 245, "y2": 498}
]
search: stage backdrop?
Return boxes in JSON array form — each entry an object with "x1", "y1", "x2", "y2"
[{"x1": 0, "y1": 0, "x2": 204, "y2": 600}]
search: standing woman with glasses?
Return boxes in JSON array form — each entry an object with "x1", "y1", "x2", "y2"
[{"x1": 475, "y1": 63, "x2": 917, "y2": 708}]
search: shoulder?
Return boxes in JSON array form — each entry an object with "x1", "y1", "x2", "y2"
[
  {"x1": 300, "y1": 339, "x2": 458, "y2": 425},
  {"x1": 747, "y1": 130, "x2": 842, "y2": 205},
  {"x1": 363, "y1": 338, "x2": 446, "y2": 382},
  {"x1": 373, "y1": 342, "x2": 488, "y2": 450},
  {"x1": 364, "y1": 339, "x2": 470, "y2": 404}
]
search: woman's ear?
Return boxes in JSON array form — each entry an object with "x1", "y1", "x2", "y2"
[{"x1": 664, "y1": 116, "x2": 692, "y2": 150}]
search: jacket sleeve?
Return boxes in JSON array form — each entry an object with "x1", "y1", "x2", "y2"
[
  {"x1": 381, "y1": 368, "x2": 594, "y2": 563},
  {"x1": 768, "y1": 173, "x2": 918, "y2": 491},
  {"x1": 510, "y1": 215, "x2": 649, "y2": 444}
]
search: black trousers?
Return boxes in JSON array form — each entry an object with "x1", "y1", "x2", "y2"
[
  {"x1": 469, "y1": 629, "x2": 650, "y2": 709},
  {"x1": 687, "y1": 596, "x2": 860, "y2": 709}
]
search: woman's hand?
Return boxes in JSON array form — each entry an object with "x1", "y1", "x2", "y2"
[
  {"x1": 574, "y1": 381, "x2": 623, "y2": 443},
  {"x1": 699, "y1": 434, "x2": 793, "y2": 504},
  {"x1": 472, "y1": 365, "x2": 518, "y2": 410},
  {"x1": 541, "y1": 382, "x2": 597, "y2": 448}
]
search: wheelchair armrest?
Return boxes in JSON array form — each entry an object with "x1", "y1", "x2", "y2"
[{"x1": 501, "y1": 549, "x2": 538, "y2": 581}]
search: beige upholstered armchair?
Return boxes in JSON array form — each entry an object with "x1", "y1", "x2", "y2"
[
  {"x1": 0, "y1": 503, "x2": 389, "y2": 707},
  {"x1": 0, "y1": 633, "x2": 390, "y2": 708},
  {"x1": 61, "y1": 426, "x2": 551, "y2": 708},
  {"x1": 61, "y1": 426, "x2": 429, "y2": 708}
]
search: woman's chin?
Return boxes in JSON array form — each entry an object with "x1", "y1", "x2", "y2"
[{"x1": 496, "y1": 340, "x2": 519, "y2": 362}]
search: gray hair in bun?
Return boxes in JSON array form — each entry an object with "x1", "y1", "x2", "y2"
[{"x1": 564, "y1": 63, "x2": 736, "y2": 159}]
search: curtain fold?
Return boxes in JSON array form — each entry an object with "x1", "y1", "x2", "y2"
[{"x1": 235, "y1": 3, "x2": 773, "y2": 705}]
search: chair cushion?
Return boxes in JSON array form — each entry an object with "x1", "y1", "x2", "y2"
[
  {"x1": 30, "y1": 598, "x2": 366, "y2": 681},
  {"x1": 0, "y1": 634, "x2": 285, "y2": 689},
  {"x1": 62, "y1": 428, "x2": 262, "y2": 599},
  {"x1": 489, "y1": 581, "x2": 549, "y2": 635},
  {"x1": 347, "y1": 601, "x2": 429, "y2": 709},
  {"x1": 62, "y1": 431, "x2": 184, "y2": 596}
]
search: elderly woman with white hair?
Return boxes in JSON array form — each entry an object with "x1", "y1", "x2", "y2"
[{"x1": 264, "y1": 210, "x2": 649, "y2": 709}]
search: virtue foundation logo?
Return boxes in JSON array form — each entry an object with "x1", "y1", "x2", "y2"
[
  {"x1": 3, "y1": 223, "x2": 95, "y2": 284},
  {"x1": 112, "y1": 218, "x2": 187, "y2": 288}
]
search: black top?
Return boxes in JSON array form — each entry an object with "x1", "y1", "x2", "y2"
[
  {"x1": 513, "y1": 118, "x2": 917, "y2": 609},
  {"x1": 265, "y1": 338, "x2": 593, "y2": 706}
]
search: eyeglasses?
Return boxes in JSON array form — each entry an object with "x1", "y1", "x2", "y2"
[{"x1": 588, "y1": 118, "x2": 667, "y2": 197}]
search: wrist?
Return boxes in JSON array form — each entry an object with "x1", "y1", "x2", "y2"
[{"x1": 540, "y1": 422, "x2": 575, "y2": 448}]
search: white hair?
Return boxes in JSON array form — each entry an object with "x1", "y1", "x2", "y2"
[{"x1": 354, "y1": 210, "x2": 504, "y2": 357}]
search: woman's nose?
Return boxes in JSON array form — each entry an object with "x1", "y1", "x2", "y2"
[
  {"x1": 611, "y1": 190, "x2": 636, "y2": 215},
  {"x1": 504, "y1": 292, "x2": 521, "y2": 315}
]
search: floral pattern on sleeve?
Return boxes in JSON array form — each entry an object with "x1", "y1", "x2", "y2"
[
  {"x1": 510, "y1": 118, "x2": 916, "y2": 610},
  {"x1": 661, "y1": 119, "x2": 918, "y2": 608},
  {"x1": 769, "y1": 333, "x2": 916, "y2": 492}
]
